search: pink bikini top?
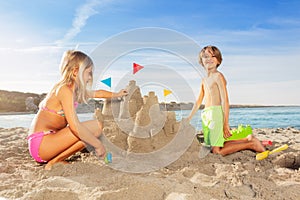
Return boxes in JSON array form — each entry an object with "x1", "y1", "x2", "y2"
[{"x1": 41, "y1": 101, "x2": 78, "y2": 117}]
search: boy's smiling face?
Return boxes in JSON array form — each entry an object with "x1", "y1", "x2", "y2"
[{"x1": 201, "y1": 49, "x2": 219, "y2": 70}]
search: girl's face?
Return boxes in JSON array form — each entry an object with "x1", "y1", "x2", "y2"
[
  {"x1": 83, "y1": 67, "x2": 93, "y2": 84},
  {"x1": 201, "y1": 49, "x2": 219, "y2": 70}
]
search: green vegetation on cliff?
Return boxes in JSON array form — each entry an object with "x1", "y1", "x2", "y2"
[{"x1": 0, "y1": 90, "x2": 45, "y2": 113}]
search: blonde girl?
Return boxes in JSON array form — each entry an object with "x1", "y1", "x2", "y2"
[{"x1": 28, "y1": 50, "x2": 127, "y2": 170}]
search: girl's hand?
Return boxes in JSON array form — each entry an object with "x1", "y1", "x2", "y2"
[
  {"x1": 117, "y1": 89, "x2": 128, "y2": 97},
  {"x1": 95, "y1": 143, "x2": 106, "y2": 158},
  {"x1": 94, "y1": 108, "x2": 103, "y2": 122},
  {"x1": 223, "y1": 124, "x2": 232, "y2": 139}
]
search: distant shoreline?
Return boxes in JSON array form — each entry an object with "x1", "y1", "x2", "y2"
[
  {"x1": 1, "y1": 89, "x2": 299, "y2": 115},
  {"x1": 1, "y1": 104, "x2": 299, "y2": 115},
  {"x1": 0, "y1": 111, "x2": 35, "y2": 116},
  {"x1": 229, "y1": 104, "x2": 300, "y2": 108}
]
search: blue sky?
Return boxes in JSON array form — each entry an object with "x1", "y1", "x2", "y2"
[{"x1": 0, "y1": 0, "x2": 300, "y2": 105}]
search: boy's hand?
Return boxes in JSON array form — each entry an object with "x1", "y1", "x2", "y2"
[{"x1": 223, "y1": 125, "x2": 232, "y2": 139}]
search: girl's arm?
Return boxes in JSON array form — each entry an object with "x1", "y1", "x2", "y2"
[
  {"x1": 57, "y1": 86, "x2": 106, "y2": 157},
  {"x1": 187, "y1": 81, "x2": 205, "y2": 121},
  {"x1": 89, "y1": 89, "x2": 128, "y2": 99},
  {"x1": 216, "y1": 72, "x2": 231, "y2": 138}
]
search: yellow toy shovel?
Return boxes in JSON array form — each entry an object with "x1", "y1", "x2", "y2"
[{"x1": 256, "y1": 144, "x2": 288, "y2": 161}]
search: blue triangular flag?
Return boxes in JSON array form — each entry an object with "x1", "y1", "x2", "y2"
[{"x1": 101, "y1": 77, "x2": 111, "y2": 88}]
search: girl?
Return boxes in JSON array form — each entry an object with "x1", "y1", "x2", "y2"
[{"x1": 28, "y1": 50, "x2": 127, "y2": 170}]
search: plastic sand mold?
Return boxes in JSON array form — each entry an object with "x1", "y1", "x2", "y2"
[
  {"x1": 226, "y1": 124, "x2": 253, "y2": 141},
  {"x1": 104, "y1": 152, "x2": 112, "y2": 164},
  {"x1": 262, "y1": 140, "x2": 273, "y2": 146}
]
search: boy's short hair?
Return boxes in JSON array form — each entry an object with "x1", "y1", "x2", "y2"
[{"x1": 199, "y1": 45, "x2": 223, "y2": 68}]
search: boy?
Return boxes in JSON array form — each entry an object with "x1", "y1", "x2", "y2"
[{"x1": 187, "y1": 45, "x2": 265, "y2": 156}]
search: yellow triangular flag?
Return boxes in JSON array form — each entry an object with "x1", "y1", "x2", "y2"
[{"x1": 163, "y1": 89, "x2": 172, "y2": 97}]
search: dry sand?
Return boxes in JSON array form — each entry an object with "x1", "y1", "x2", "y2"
[{"x1": 0, "y1": 126, "x2": 299, "y2": 200}]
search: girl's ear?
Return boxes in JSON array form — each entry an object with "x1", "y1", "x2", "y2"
[{"x1": 72, "y1": 67, "x2": 79, "y2": 78}]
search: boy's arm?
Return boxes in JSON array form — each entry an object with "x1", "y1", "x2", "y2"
[
  {"x1": 187, "y1": 80, "x2": 205, "y2": 121},
  {"x1": 217, "y1": 73, "x2": 231, "y2": 138}
]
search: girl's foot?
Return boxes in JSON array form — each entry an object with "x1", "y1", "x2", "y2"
[{"x1": 44, "y1": 160, "x2": 69, "y2": 170}]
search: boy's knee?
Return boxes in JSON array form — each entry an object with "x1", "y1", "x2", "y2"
[
  {"x1": 212, "y1": 147, "x2": 225, "y2": 156},
  {"x1": 212, "y1": 148, "x2": 220, "y2": 154}
]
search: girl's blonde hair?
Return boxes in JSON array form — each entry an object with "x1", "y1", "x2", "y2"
[
  {"x1": 199, "y1": 45, "x2": 223, "y2": 68},
  {"x1": 51, "y1": 50, "x2": 94, "y2": 103}
]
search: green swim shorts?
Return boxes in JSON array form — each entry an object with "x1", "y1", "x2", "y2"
[
  {"x1": 201, "y1": 106, "x2": 225, "y2": 147},
  {"x1": 201, "y1": 106, "x2": 253, "y2": 147}
]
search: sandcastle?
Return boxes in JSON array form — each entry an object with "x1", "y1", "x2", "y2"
[{"x1": 101, "y1": 80, "x2": 180, "y2": 153}]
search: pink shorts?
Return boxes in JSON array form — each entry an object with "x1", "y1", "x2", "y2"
[{"x1": 27, "y1": 131, "x2": 55, "y2": 163}]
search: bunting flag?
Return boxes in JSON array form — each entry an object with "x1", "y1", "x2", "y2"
[
  {"x1": 101, "y1": 77, "x2": 111, "y2": 88},
  {"x1": 163, "y1": 89, "x2": 172, "y2": 97},
  {"x1": 133, "y1": 63, "x2": 144, "y2": 74}
]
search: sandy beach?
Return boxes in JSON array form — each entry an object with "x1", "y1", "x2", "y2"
[{"x1": 0, "y1": 125, "x2": 299, "y2": 200}]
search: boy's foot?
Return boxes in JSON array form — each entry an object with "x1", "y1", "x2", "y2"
[
  {"x1": 252, "y1": 137, "x2": 266, "y2": 153},
  {"x1": 246, "y1": 134, "x2": 253, "y2": 141}
]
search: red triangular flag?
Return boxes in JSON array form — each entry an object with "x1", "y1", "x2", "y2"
[{"x1": 133, "y1": 63, "x2": 144, "y2": 74}]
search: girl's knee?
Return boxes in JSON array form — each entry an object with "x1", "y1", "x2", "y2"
[
  {"x1": 94, "y1": 122, "x2": 103, "y2": 137},
  {"x1": 86, "y1": 120, "x2": 103, "y2": 137}
]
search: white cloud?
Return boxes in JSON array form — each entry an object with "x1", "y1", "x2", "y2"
[
  {"x1": 229, "y1": 80, "x2": 300, "y2": 105},
  {"x1": 267, "y1": 17, "x2": 300, "y2": 27},
  {"x1": 223, "y1": 54, "x2": 299, "y2": 85},
  {"x1": 0, "y1": 1, "x2": 299, "y2": 106},
  {"x1": 0, "y1": 0, "x2": 118, "y2": 94},
  {"x1": 56, "y1": 0, "x2": 111, "y2": 45},
  {"x1": 194, "y1": 27, "x2": 300, "y2": 56}
]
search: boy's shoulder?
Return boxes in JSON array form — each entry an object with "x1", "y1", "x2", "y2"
[
  {"x1": 214, "y1": 71, "x2": 227, "y2": 85},
  {"x1": 204, "y1": 71, "x2": 224, "y2": 79},
  {"x1": 213, "y1": 70, "x2": 226, "y2": 79},
  {"x1": 214, "y1": 70, "x2": 223, "y2": 75},
  {"x1": 205, "y1": 71, "x2": 227, "y2": 85}
]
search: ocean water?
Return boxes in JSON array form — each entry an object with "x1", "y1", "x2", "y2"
[
  {"x1": 0, "y1": 106, "x2": 299, "y2": 130},
  {"x1": 179, "y1": 106, "x2": 300, "y2": 130}
]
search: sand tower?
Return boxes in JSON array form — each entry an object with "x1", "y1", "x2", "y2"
[
  {"x1": 101, "y1": 80, "x2": 181, "y2": 153},
  {"x1": 118, "y1": 80, "x2": 143, "y2": 119},
  {"x1": 102, "y1": 98, "x2": 119, "y2": 117},
  {"x1": 131, "y1": 91, "x2": 166, "y2": 138}
]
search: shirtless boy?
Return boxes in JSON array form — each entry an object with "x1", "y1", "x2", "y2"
[{"x1": 187, "y1": 45, "x2": 265, "y2": 156}]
